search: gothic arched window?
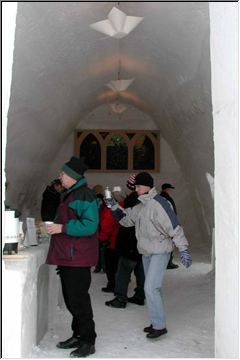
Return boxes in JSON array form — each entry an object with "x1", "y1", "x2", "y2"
[
  {"x1": 106, "y1": 134, "x2": 128, "y2": 170},
  {"x1": 133, "y1": 135, "x2": 155, "y2": 170},
  {"x1": 75, "y1": 130, "x2": 160, "y2": 172},
  {"x1": 79, "y1": 133, "x2": 101, "y2": 169}
]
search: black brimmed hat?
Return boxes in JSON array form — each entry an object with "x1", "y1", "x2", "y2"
[{"x1": 161, "y1": 183, "x2": 175, "y2": 190}]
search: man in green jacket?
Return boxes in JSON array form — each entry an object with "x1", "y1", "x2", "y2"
[{"x1": 46, "y1": 156, "x2": 99, "y2": 358}]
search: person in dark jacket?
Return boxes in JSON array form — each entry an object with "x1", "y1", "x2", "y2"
[
  {"x1": 41, "y1": 179, "x2": 65, "y2": 221},
  {"x1": 45, "y1": 157, "x2": 99, "y2": 358},
  {"x1": 98, "y1": 194, "x2": 120, "y2": 293},
  {"x1": 160, "y1": 183, "x2": 179, "y2": 269},
  {"x1": 105, "y1": 174, "x2": 145, "y2": 309},
  {"x1": 92, "y1": 185, "x2": 106, "y2": 273},
  {"x1": 93, "y1": 192, "x2": 107, "y2": 273}
]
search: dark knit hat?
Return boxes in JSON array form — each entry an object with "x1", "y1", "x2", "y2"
[
  {"x1": 161, "y1": 183, "x2": 175, "y2": 190},
  {"x1": 135, "y1": 172, "x2": 154, "y2": 188},
  {"x1": 61, "y1": 157, "x2": 88, "y2": 180},
  {"x1": 126, "y1": 174, "x2": 136, "y2": 190}
]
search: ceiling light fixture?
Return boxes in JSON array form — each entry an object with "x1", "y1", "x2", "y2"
[
  {"x1": 90, "y1": 6, "x2": 143, "y2": 39},
  {"x1": 106, "y1": 78, "x2": 134, "y2": 92},
  {"x1": 110, "y1": 102, "x2": 127, "y2": 114}
]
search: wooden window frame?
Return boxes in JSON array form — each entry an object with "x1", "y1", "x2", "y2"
[{"x1": 74, "y1": 129, "x2": 160, "y2": 173}]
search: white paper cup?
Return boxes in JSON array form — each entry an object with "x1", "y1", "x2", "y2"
[
  {"x1": 45, "y1": 221, "x2": 54, "y2": 235},
  {"x1": 112, "y1": 186, "x2": 122, "y2": 192}
]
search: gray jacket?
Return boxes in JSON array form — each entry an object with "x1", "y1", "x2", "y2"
[{"x1": 112, "y1": 187, "x2": 189, "y2": 256}]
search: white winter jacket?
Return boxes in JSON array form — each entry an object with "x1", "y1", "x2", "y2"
[{"x1": 112, "y1": 187, "x2": 189, "y2": 256}]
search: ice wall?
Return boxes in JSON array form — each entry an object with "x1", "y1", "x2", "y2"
[
  {"x1": 2, "y1": 3, "x2": 18, "y2": 247},
  {"x1": 210, "y1": 3, "x2": 239, "y2": 358}
]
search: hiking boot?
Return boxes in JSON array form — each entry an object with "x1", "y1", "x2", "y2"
[
  {"x1": 101, "y1": 286, "x2": 114, "y2": 293},
  {"x1": 146, "y1": 328, "x2": 168, "y2": 339},
  {"x1": 128, "y1": 296, "x2": 144, "y2": 305},
  {"x1": 143, "y1": 324, "x2": 153, "y2": 333},
  {"x1": 105, "y1": 297, "x2": 126, "y2": 308},
  {"x1": 56, "y1": 336, "x2": 80, "y2": 349},
  {"x1": 70, "y1": 343, "x2": 95, "y2": 357},
  {"x1": 167, "y1": 262, "x2": 179, "y2": 269}
]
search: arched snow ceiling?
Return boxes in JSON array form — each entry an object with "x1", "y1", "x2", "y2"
[{"x1": 6, "y1": 2, "x2": 214, "y2": 239}]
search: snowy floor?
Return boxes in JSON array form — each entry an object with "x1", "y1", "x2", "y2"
[{"x1": 32, "y1": 252, "x2": 214, "y2": 358}]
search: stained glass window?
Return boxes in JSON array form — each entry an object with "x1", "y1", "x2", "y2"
[
  {"x1": 75, "y1": 130, "x2": 159, "y2": 172},
  {"x1": 133, "y1": 135, "x2": 155, "y2": 170},
  {"x1": 106, "y1": 134, "x2": 128, "y2": 169},
  {"x1": 80, "y1": 133, "x2": 101, "y2": 169}
]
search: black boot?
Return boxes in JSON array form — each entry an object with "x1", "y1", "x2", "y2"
[
  {"x1": 143, "y1": 325, "x2": 153, "y2": 333},
  {"x1": 70, "y1": 343, "x2": 95, "y2": 357},
  {"x1": 128, "y1": 296, "x2": 144, "y2": 305},
  {"x1": 146, "y1": 328, "x2": 168, "y2": 339},
  {"x1": 105, "y1": 297, "x2": 126, "y2": 308},
  {"x1": 56, "y1": 336, "x2": 80, "y2": 349},
  {"x1": 167, "y1": 262, "x2": 179, "y2": 269}
]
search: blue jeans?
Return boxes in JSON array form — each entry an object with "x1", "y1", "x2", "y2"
[
  {"x1": 115, "y1": 256, "x2": 145, "y2": 302},
  {"x1": 142, "y1": 253, "x2": 170, "y2": 330}
]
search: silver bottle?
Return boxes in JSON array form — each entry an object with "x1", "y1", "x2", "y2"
[{"x1": 104, "y1": 186, "x2": 112, "y2": 199}]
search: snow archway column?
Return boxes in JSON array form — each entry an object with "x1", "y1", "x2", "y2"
[
  {"x1": 210, "y1": 3, "x2": 239, "y2": 358},
  {"x1": 2, "y1": 2, "x2": 18, "y2": 247}
]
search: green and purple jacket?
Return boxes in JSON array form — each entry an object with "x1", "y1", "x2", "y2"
[{"x1": 46, "y1": 177, "x2": 99, "y2": 267}]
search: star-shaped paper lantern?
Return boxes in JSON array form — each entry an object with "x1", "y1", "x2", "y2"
[
  {"x1": 90, "y1": 7, "x2": 143, "y2": 39},
  {"x1": 106, "y1": 78, "x2": 134, "y2": 92}
]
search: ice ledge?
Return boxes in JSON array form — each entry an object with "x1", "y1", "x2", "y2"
[{"x1": 2, "y1": 243, "x2": 57, "y2": 358}]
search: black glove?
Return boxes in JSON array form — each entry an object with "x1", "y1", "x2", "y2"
[{"x1": 56, "y1": 266, "x2": 60, "y2": 275}]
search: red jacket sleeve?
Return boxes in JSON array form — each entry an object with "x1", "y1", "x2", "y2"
[{"x1": 98, "y1": 206, "x2": 119, "y2": 249}]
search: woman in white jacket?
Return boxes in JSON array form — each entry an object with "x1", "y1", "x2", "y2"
[{"x1": 107, "y1": 172, "x2": 192, "y2": 339}]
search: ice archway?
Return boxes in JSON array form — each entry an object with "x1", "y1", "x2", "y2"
[
  {"x1": 6, "y1": 2, "x2": 213, "y2": 250},
  {"x1": 2, "y1": 2, "x2": 238, "y2": 358}
]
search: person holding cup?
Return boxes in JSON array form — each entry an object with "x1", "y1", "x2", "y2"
[{"x1": 45, "y1": 156, "x2": 99, "y2": 358}]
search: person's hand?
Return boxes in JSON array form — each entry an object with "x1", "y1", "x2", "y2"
[
  {"x1": 104, "y1": 197, "x2": 116, "y2": 208},
  {"x1": 180, "y1": 249, "x2": 192, "y2": 268},
  {"x1": 45, "y1": 223, "x2": 63, "y2": 235}
]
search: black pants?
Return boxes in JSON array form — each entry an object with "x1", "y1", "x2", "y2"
[
  {"x1": 168, "y1": 252, "x2": 174, "y2": 264},
  {"x1": 115, "y1": 256, "x2": 145, "y2": 302},
  {"x1": 58, "y1": 266, "x2": 96, "y2": 345},
  {"x1": 95, "y1": 241, "x2": 106, "y2": 272},
  {"x1": 104, "y1": 248, "x2": 119, "y2": 290}
]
